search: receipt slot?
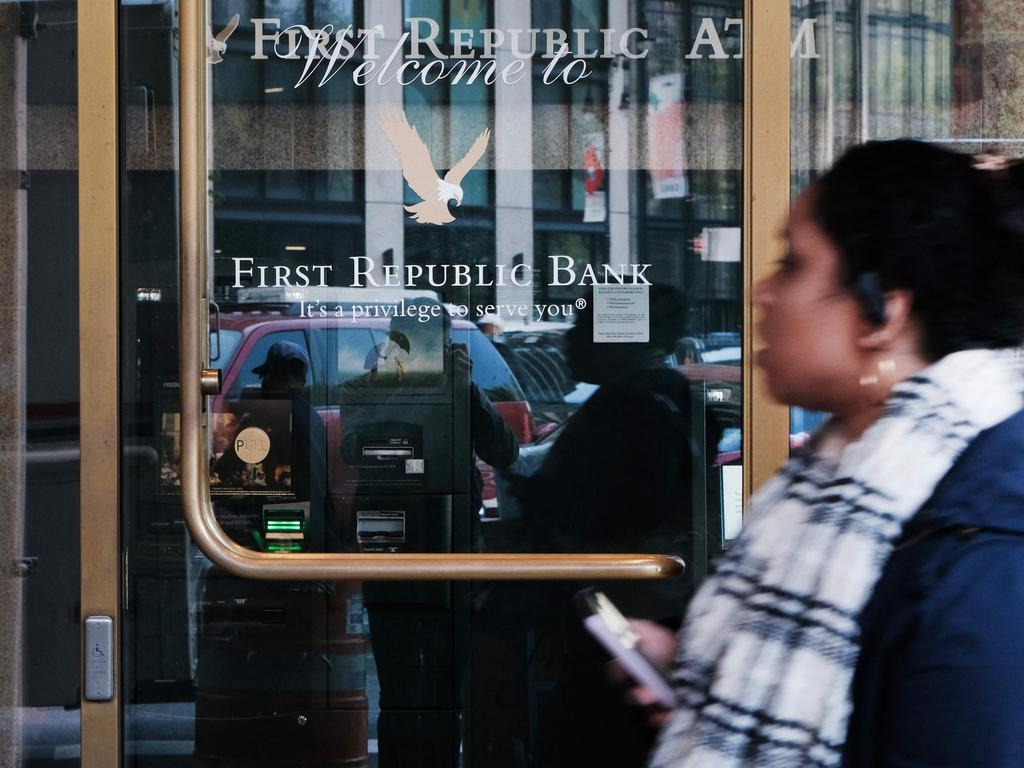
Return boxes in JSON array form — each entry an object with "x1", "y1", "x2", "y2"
[{"x1": 84, "y1": 616, "x2": 114, "y2": 701}]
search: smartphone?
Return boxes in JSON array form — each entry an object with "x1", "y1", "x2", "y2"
[{"x1": 574, "y1": 588, "x2": 677, "y2": 709}]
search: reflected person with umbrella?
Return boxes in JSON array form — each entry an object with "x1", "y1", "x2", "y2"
[{"x1": 362, "y1": 330, "x2": 411, "y2": 382}]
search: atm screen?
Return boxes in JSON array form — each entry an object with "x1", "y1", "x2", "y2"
[{"x1": 332, "y1": 311, "x2": 447, "y2": 398}]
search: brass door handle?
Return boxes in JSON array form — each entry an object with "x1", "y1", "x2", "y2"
[
  {"x1": 177, "y1": 1, "x2": 684, "y2": 581},
  {"x1": 200, "y1": 368, "x2": 221, "y2": 396}
]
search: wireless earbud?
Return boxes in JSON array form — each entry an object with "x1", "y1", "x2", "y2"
[{"x1": 855, "y1": 271, "x2": 887, "y2": 325}]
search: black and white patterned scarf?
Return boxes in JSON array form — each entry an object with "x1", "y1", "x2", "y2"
[{"x1": 649, "y1": 349, "x2": 1024, "y2": 768}]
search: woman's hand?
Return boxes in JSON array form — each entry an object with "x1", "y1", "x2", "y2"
[{"x1": 609, "y1": 619, "x2": 678, "y2": 728}]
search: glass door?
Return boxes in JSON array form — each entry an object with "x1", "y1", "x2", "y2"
[{"x1": 116, "y1": 2, "x2": 747, "y2": 766}]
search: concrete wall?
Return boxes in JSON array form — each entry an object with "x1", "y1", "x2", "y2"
[{"x1": 0, "y1": 5, "x2": 26, "y2": 766}]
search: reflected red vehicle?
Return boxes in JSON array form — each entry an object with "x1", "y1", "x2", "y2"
[{"x1": 209, "y1": 309, "x2": 533, "y2": 526}]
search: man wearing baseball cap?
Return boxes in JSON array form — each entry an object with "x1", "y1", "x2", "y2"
[{"x1": 252, "y1": 339, "x2": 308, "y2": 394}]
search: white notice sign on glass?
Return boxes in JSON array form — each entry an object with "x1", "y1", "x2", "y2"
[
  {"x1": 593, "y1": 284, "x2": 650, "y2": 343},
  {"x1": 721, "y1": 465, "x2": 744, "y2": 541}
]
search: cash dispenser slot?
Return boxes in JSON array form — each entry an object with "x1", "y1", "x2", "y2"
[
  {"x1": 356, "y1": 511, "x2": 407, "y2": 548},
  {"x1": 362, "y1": 445, "x2": 415, "y2": 460}
]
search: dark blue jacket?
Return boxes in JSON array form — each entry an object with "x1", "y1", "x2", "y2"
[{"x1": 843, "y1": 408, "x2": 1024, "y2": 767}]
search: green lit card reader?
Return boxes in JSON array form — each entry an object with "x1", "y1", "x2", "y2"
[{"x1": 259, "y1": 502, "x2": 311, "y2": 553}]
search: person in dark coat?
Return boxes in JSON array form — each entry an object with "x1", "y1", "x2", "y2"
[
  {"x1": 453, "y1": 339, "x2": 520, "y2": 547},
  {"x1": 212, "y1": 338, "x2": 334, "y2": 550},
  {"x1": 508, "y1": 284, "x2": 711, "y2": 768},
  {"x1": 623, "y1": 142, "x2": 1024, "y2": 768},
  {"x1": 512, "y1": 284, "x2": 707, "y2": 601},
  {"x1": 844, "y1": 406, "x2": 1024, "y2": 767}
]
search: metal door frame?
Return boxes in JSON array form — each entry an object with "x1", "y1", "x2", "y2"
[{"x1": 79, "y1": 0, "x2": 120, "y2": 764}]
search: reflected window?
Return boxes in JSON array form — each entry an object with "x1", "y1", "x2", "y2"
[
  {"x1": 404, "y1": 0, "x2": 490, "y2": 46},
  {"x1": 314, "y1": 170, "x2": 357, "y2": 201},
  {"x1": 532, "y1": 0, "x2": 606, "y2": 36},
  {"x1": 210, "y1": 1, "x2": 365, "y2": 111},
  {"x1": 455, "y1": 328, "x2": 528, "y2": 403},
  {"x1": 266, "y1": 170, "x2": 307, "y2": 200},
  {"x1": 266, "y1": 0, "x2": 305, "y2": 16},
  {"x1": 405, "y1": 0, "x2": 445, "y2": 29},
  {"x1": 314, "y1": 0, "x2": 355, "y2": 28},
  {"x1": 213, "y1": 0, "x2": 259, "y2": 26}
]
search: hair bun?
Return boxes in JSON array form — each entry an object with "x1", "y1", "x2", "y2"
[
  {"x1": 814, "y1": 140, "x2": 1024, "y2": 359},
  {"x1": 975, "y1": 154, "x2": 1024, "y2": 243}
]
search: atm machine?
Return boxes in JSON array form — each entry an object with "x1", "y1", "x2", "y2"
[
  {"x1": 330, "y1": 307, "x2": 475, "y2": 768},
  {"x1": 191, "y1": 300, "x2": 476, "y2": 768}
]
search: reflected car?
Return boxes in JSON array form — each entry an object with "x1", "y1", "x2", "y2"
[
  {"x1": 207, "y1": 307, "x2": 533, "y2": 525},
  {"x1": 495, "y1": 325, "x2": 741, "y2": 466},
  {"x1": 489, "y1": 325, "x2": 595, "y2": 438}
]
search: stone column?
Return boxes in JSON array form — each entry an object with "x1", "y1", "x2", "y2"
[
  {"x1": 980, "y1": 0, "x2": 1024, "y2": 152},
  {"x1": 363, "y1": 0, "x2": 406, "y2": 282},
  {"x1": 0, "y1": 5, "x2": 27, "y2": 767},
  {"x1": 607, "y1": 0, "x2": 633, "y2": 266},
  {"x1": 493, "y1": 0, "x2": 534, "y2": 316}
]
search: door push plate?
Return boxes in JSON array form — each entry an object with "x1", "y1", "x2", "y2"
[{"x1": 84, "y1": 616, "x2": 114, "y2": 701}]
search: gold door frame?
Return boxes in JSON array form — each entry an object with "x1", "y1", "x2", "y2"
[
  {"x1": 77, "y1": 0, "x2": 791, "y2": 762},
  {"x1": 743, "y1": 2, "x2": 792, "y2": 493},
  {"x1": 78, "y1": 0, "x2": 120, "y2": 765}
]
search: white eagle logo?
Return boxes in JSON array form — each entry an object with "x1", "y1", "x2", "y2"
[
  {"x1": 207, "y1": 14, "x2": 240, "y2": 64},
  {"x1": 379, "y1": 108, "x2": 491, "y2": 226}
]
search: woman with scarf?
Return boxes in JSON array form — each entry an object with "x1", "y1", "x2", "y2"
[{"x1": 634, "y1": 140, "x2": 1024, "y2": 767}]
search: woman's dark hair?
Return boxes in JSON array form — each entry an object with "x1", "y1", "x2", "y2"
[{"x1": 813, "y1": 139, "x2": 1024, "y2": 360}]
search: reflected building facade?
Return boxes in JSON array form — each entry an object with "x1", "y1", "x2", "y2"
[{"x1": 198, "y1": 0, "x2": 744, "y2": 341}]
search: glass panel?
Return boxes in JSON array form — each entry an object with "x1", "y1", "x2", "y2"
[
  {"x1": 570, "y1": 0, "x2": 604, "y2": 34},
  {"x1": 119, "y1": 1, "x2": 744, "y2": 766},
  {"x1": 4, "y1": 1, "x2": 83, "y2": 764},
  {"x1": 267, "y1": 0, "x2": 306, "y2": 17},
  {"x1": 789, "y1": 0, "x2": 1024, "y2": 450},
  {"x1": 315, "y1": 0, "x2": 356, "y2": 29},
  {"x1": 406, "y1": 0, "x2": 445, "y2": 27},
  {"x1": 530, "y1": 0, "x2": 561, "y2": 33},
  {"x1": 120, "y1": 1, "x2": 198, "y2": 762}
]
